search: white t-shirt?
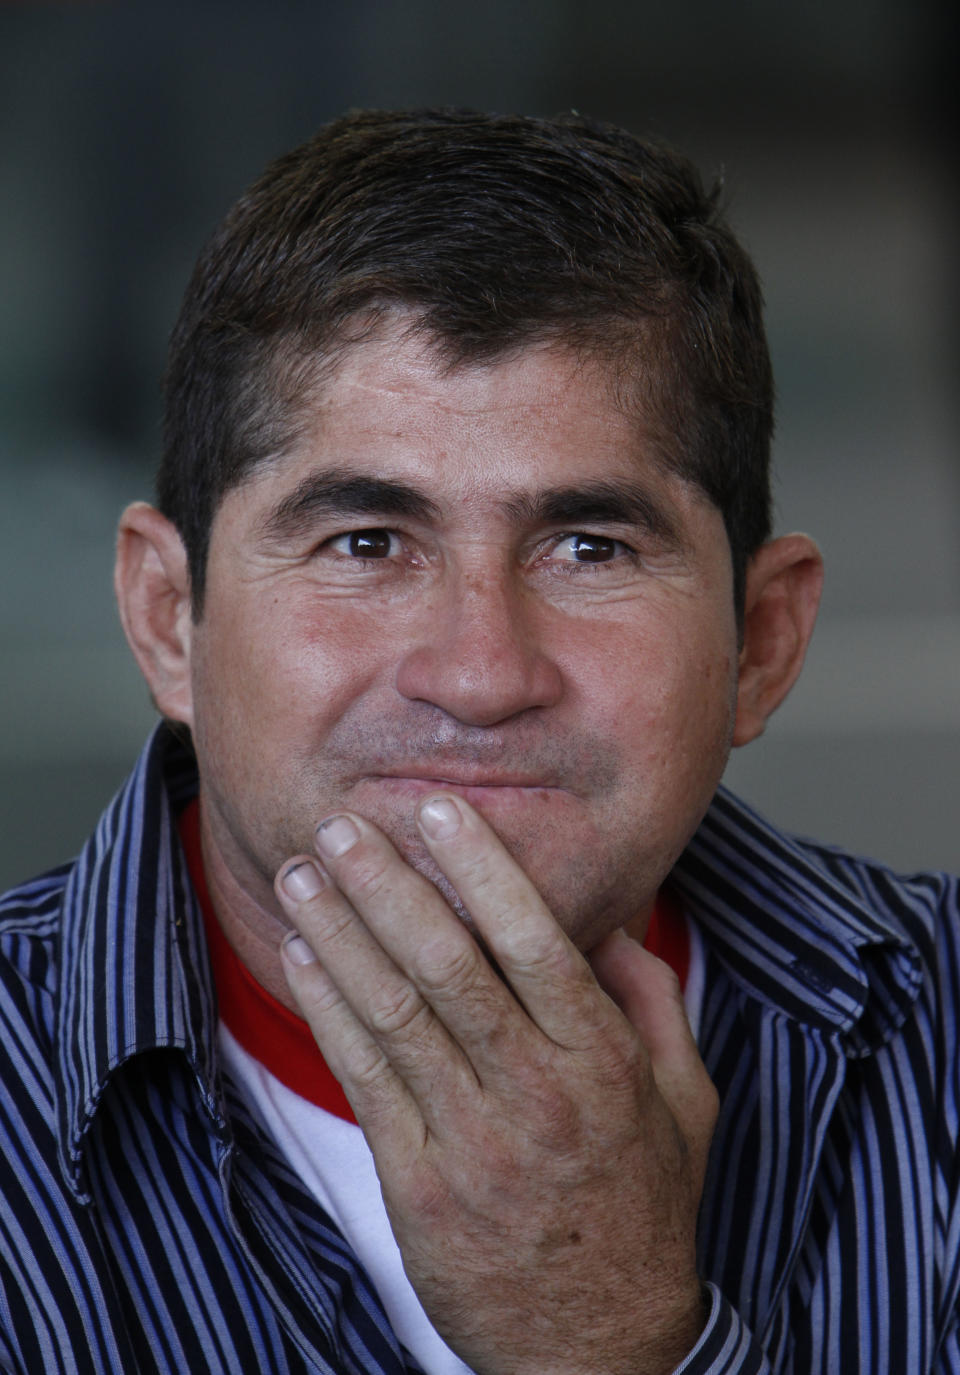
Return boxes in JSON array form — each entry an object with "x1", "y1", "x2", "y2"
[{"x1": 221, "y1": 1022, "x2": 475, "y2": 1375}]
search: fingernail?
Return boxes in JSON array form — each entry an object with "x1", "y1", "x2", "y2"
[
  {"x1": 316, "y1": 814, "x2": 360, "y2": 858},
  {"x1": 280, "y1": 860, "x2": 326, "y2": 902},
  {"x1": 282, "y1": 933, "x2": 317, "y2": 966},
  {"x1": 418, "y1": 795, "x2": 462, "y2": 840}
]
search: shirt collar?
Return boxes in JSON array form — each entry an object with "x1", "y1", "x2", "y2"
[
  {"x1": 56, "y1": 723, "x2": 224, "y2": 1201},
  {"x1": 671, "y1": 785, "x2": 925, "y2": 1054}
]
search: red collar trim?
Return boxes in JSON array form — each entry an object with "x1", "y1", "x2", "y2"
[
  {"x1": 179, "y1": 799, "x2": 688, "y2": 1123},
  {"x1": 179, "y1": 800, "x2": 356, "y2": 1123},
  {"x1": 643, "y1": 886, "x2": 690, "y2": 990}
]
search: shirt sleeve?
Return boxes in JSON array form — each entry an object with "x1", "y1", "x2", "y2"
[{"x1": 669, "y1": 1285, "x2": 770, "y2": 1374}]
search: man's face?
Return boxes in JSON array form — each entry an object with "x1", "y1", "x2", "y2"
[{"x1": 185, "y1": 328, "x2": 740, "y2": 951}]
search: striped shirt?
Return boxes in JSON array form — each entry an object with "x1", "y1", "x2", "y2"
[{"x1": 1, "y1": 722, "x2": 959, "y2": 1373}]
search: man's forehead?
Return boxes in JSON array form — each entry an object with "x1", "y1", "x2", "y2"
[
  {"x1": 224, "y1": 323, "x2": 708, "y2": 543},
  {"x1": 292, "y1": 328, "x2": 664, "y2": 470},
  {"x1": 306, "y1": 328, "x2": 626, "y2": 427}
]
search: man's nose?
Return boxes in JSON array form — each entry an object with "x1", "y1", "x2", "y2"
[{"x1": 394, "y1": 567, "x2": 563, "y2": 727}]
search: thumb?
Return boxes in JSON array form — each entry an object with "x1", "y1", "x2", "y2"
[{"x1": 589, "y1": 928, "x2": 718, "y2": 1150}]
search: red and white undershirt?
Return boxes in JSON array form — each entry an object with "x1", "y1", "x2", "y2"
[{"x1": 180, "y1": 802, "x2": 704, "y2": 1375}]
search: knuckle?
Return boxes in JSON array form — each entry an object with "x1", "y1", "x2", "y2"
[
  {"x1": 414, "y1": 936, "x2": 485, "y2": 1000},
  {"x1": 297, "y1": 974, "x2": 345, "y2": 1021},
  {"x1": 595, "y1": 1027, "x2": 649, "y2": 1086},
  {"x1": 309, "y1": 901, "x2": 359, "y2": 945},
  {"x1": 348, "y1": 1042, "x2": 391, "y2": 1089},
  {"x1": 366, "y1": 980, "x2": 433, "y2": 1041},
  {"x1": 343, "y1": 846, "x2": 395, "y2": 903},
  {"x1": 533, "y1": 1089, "x2": 581, "y2": 1148},
  {"x1": 567, "y1": 1022, "x2": 654, "y2": 1106},
  {"x1": 498, "y1": 924, "x2": 575, "y2": 978},
  {"x1": 512, "y1": 1074, "x2": 583, "y2": 1151}
]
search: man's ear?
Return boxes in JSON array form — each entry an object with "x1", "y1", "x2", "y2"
[
  {"x1": 114, "y1": 502, "x2": 195, "y2": 727},
  {"x1": 733, "y1": 533, "x2": 824, "y2": 747}
]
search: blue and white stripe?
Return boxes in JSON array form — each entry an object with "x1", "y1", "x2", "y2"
[{"x1": 2, "y1": 723, "x2": 959, "y2": 1372}]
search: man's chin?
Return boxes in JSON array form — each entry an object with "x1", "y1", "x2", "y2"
[
  {"x1": 304, "y1": 783, "x2": 645, "y2": 953},
  {"x1": 367, "y1": 814, "x2": 480, "y2": 926}
]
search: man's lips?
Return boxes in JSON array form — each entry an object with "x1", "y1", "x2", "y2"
[
  {"x1": 321, "y1": 716, "x2": 618, "y2": 797},
  {"x1": 355, "y1": 771, "x2": 571, "y2": 809},
  {"x1": 366, "y1": 766, "x2": 562, "y2": 789}
]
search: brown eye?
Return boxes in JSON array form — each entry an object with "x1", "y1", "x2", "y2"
[
  {"x1": 347, "y1": 529, "x2": 394, "y2": 558},
  {"x1": 570, "y1": 534, "x2": 618, "y2": 563}
]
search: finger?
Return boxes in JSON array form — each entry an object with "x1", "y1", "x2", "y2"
[
  {"x1": 589, "y1": 928, "x2": 718, "y2": 1148},
  {"x1": 277, "y1": 902, "x2": 422, "y2": 1139},
  {"x1": 415, "y1": 793, "x2": 626, "y2": 1055},
  {"x1": 274, "y1": 846, "x2": 495, "y2": 1112},
  {"x1": 310, "y1": 812, "x2": 540, "y2": 1045}
]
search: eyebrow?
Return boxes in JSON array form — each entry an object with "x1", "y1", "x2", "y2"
[
  {"x1": 260, "y1": 468, "x2": 441, "y2": 541},
  {"x1": 501, "y1": 480, "x2": 685, "y2": 547},
  {"x1": 259, "y1": 468, "x2": 684, "y2": 548}
]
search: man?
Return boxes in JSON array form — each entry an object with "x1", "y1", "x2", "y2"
[{"x1": 1, "y1": 109, "x2": 957, "y2": 1374}]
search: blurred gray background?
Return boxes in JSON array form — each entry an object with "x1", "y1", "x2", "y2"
[{"x1": 1, "y1": 0, "x2": 957, "y2": 889}]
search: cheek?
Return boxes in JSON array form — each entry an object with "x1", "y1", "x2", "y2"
[
  {"x1": 223, "y1": 595, "x2": 359, "y2": 689},
  {"x1": 195, "y1": 599, "x2": 404, "y2": 777},
  {"x1": 575, "y1": 620, "x2": 736, "y2": 744},
  {"x1": 188, "y1": 603, "x2": 299, "y2": 779},
  {"x1": 287, "y1": 601, "x2": 405, "y2": 709},
  {"x1": 596, "y1": 651, "x2": 738, "y2": 834}
]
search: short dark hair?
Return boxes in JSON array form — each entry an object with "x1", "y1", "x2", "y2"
[{"x1": 159, "y1": 108, "x2": 773, "y2": 614}]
